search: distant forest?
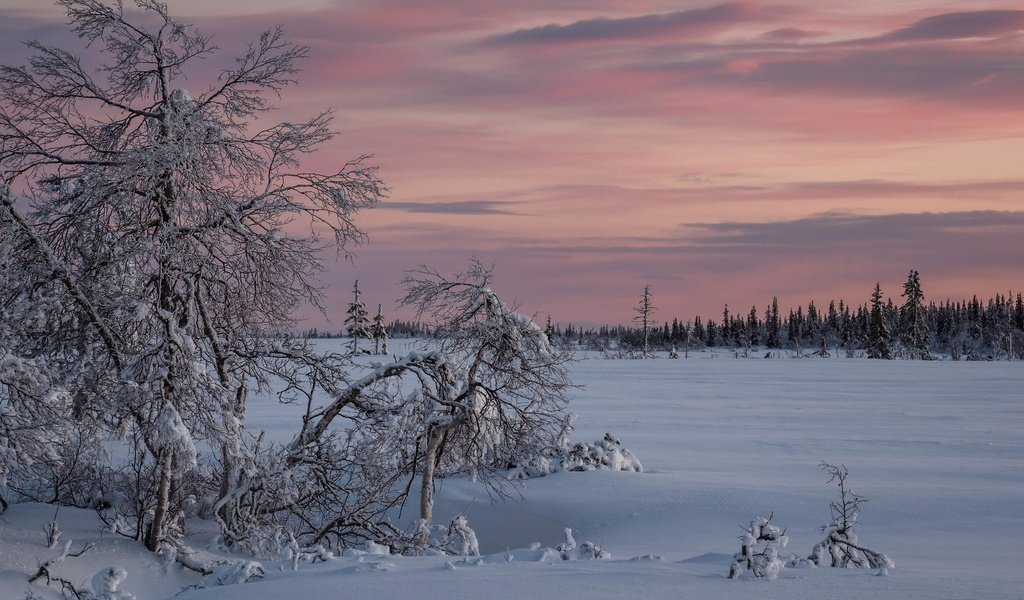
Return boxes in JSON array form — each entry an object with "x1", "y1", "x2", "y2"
[{"x1": 305, "y1": 271, "x2": 1024, "y2": 360}]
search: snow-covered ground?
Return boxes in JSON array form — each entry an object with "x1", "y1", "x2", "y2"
[{"x1": 3, "y1": 344, "x2": 1022, "y2": 599}]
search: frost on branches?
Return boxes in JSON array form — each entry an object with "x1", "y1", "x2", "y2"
[
  {"x1": 728, "y1": 514, "x2": 787, "y2": 579},
  {"x1": 201, "y1": 260, "x2": 572, "y2": 554},
  {"x1": 396, "y1": 260, "x2": 573, "y2": 549},
  {"x1": 1, "y1": 0, "x2": 572, "y2": 565},
  {"x1": 808, "y1": 462, "x2": 893, "y2": 574},
  {"x1": 0, "y1": 0, "x2": 383, "y2": 553}
]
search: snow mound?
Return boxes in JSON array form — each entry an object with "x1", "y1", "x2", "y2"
[{"x1": 511, "y1": 432, "x2": 642, "y2": 478}]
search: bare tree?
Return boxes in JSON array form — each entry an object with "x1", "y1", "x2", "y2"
[
  {"x1": 634, "y1": 284, "x2": 655, "y2": 357},
  {"x1": 0, "y1": 0, "x2": 384, "y2": 552}
]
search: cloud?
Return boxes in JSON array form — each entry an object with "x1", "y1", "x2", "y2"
[
  {"x1": 761, "y1": 27, "x2": 825, "y2": 41},
  {"x1": 487, "y1": 2, "x2": 760, "y2": 45},
  {"x1": 626, "y1": 40, "x2": 1024, "y2": 111},
  {"x1": 378, "y1": 200, "x2": 521, "y2": 215},
  {"x1": 884, "y1": 10, "x2": 1024, "y2": 41},
  {"x1": 685, "y1": 210, "x2": 1024, "y2": 248}
]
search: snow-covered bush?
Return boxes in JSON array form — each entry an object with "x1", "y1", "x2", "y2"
[
  {"x1": 442, "y1": 514, "x2": 480, "y2": 557},
  {"x1": 557, "y1": 528, "x2": 610, "y2": 560},
  {"x1": 563, "y1": 433, "x2": 643, "y2": 473},
  {"x1": 279, "y1": 535, "x2": 335, "y2": 570},
  {"x1": 511, "y1": 433, "x2": 642, "y2": 478},
  {"x1": 808, "y1": 463, "x2": 893, "y2": 574},
  {"x1": 728, "y1": 515, "x2": 787, "y2": 579},
  {"x1": 91, "y1": 567, "x2": 135, "y2": 600},
  {"x1": 410, "y1": 514, "x2": 481, "y2": 557},
  {"x1": 212, "y1": 560, "x2": 266, "y2": 585}
]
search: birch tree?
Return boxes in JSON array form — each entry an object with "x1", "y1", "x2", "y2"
[
  {"x1": 399, "y1": 261, "x2": 573, "y2": 547},
  {"x1": 263, "y1": 261, "x2": 573, "y2": 552},
  {"x1": 0, "y1": 0, "x2": 384, "y2": 551}
]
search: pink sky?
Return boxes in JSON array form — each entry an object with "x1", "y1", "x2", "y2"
[{"x1": 3, "y1": 1, "x2": 1023, "y2": 327}]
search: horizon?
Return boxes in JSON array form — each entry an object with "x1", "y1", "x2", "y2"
[
  {"x1": 3, "y1": 1, "x2": 1022, "y2": 327},
  {"x1": 319, "y1": 278, "x2": 1021, "y2": 333}
]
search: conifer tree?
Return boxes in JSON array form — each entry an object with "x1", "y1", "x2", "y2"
[
  {"x1": 544, "y1": 315, "x2": 556, "y2": 344},
  {"x1": 346, "y1": 280, "x2": 370, "y2": 354},
  {"x1": 372, "y1": 303, "x2": 388, "y2": 355},
  {"x1": 747, "y1": 306, "x2": 760, "y2": 347},
  {"x1": 867, "y1": 283, "x2": 893, "y2": 359},
  {"x1": 899, "y1": 270, "x2": 931, "y2": 359},
  {"x1": 766, "y1": 297, "x2": 781, "y2": 348}
]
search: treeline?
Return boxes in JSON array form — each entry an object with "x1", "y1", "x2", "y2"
[
  {"x1": 551, "y1": 272, "x2": 1024, "y2": 360},
  {"x1": 303, "y1": 319, "x2": 428, "y2": 339}
]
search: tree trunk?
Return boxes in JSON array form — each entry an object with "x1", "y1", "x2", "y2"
[
  {"x1": 216, "y1": 385, "x2": 247, "y2": 532},
  {"x1": 417, "y1": 429, "x2": 441, "y2": 550},
  {"x1": 146, "y1": 450, "x2": 173, "y2": 552}
]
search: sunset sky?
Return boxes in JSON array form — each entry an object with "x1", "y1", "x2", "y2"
[{"x1": 3, "y1": 1, "x2": 1023, "y2": 328}]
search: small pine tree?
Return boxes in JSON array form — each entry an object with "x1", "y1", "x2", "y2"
[
  {"x1": 899, "y1": 270, "x2": 931, "y2": 359},
  {"x1": 372, "y1": 303, "x2": 388, "y2": 355},
  {"x1": 345, "y1": 280, "x2": 370, "y2": 354},
  {"x1": 866, "y1": 283, "x2": 892, "y2": 359},
  {"x1": 766, "y1": 297, "x2": 781, "y2": 348},
  {"x1": 544, "y1": 315, "x2": 556, "y2": 344}
]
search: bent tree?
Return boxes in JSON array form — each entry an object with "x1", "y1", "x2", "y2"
[
  {"x1": 262, "y1": 260, "x2": 573, "y2": 552},
  {"x1": 0, "y1": 0, "x2": 383, "y2": 551}
]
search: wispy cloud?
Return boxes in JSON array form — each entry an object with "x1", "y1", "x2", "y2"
[
  {"x1": 883, "y1": 10, "x2": 1024, "y2": 41},
  {"x1": 486, "y1": 2, "x2": 762, "y2": 45},
  {"x1": 379, "y1": 200, "x2": 522, "y2": 215},
  {"x1": 685, "y1": 210, "x2": 1024, "y2": 247},
  {"x1": 6, "y1": 0, "x2": 1024, "y2": 323}
]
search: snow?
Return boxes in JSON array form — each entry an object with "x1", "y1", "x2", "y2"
[{"x1": 3, "y1": 344, "x2": 1023, "y2": 599}]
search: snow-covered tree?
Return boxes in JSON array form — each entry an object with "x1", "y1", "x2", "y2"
[
  {"x1": 0, "y1": 0, "x2": 383, "y2": 551},
  {"x1": 371, "y1": 303, "x2": 388, "y2": 355},
  {"x1": 866, "y1": 283, "x2": 893, "y2": 360},
  {"x1": 398, "y1": 260, "x2": 573, "y2": 548},
  {"x1": 224, "y1": 261, "x2": 572, "y2": 553},
  {"x1": 899, "y1": 270, "x2": 931, "y2": 359},
  {"x1": 728, "y1": 514, "x2": 787, "y2": 579},
  {"x1": 345, "y1": 280, "x2": 370, "y2": 354},
  {"x1": 808, "y1": 462, "x2": 893, "y2": 574}
]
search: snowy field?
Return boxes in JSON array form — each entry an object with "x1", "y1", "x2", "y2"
[{"x1": 3, "y1": 342, "x2": 1022, "y2": 599}]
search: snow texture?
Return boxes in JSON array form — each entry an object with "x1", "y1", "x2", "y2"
[{"x1": 2, "y1": 343, "x2": 1023, "y2": 600}]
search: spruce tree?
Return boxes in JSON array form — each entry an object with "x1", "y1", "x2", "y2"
[
  {"x1": 372, "y1": 303, "x2": 388, "y2": 355},
  {"x1": 544, "y1": 315, "x2": 556, "y2": 344},
  {"x1": 867, "y1": 282, "x2": 893, "y2": 359},
  {"x1": 899, "y1": 270, "x2": 931, "y2": 359},
  {"x1": 766, "y1": 297, "x2": 781, "y2": 348},
  {"x1": 747, "y1": 306, "x2": 760, "y2": 347},
  {"x1": 346, "y1": 280, "x2": 370, "y2": 354}
]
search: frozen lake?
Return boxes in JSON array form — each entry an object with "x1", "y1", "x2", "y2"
[{"x1": 4, "y1": 343, "x2": 1022, "y2": 599}]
